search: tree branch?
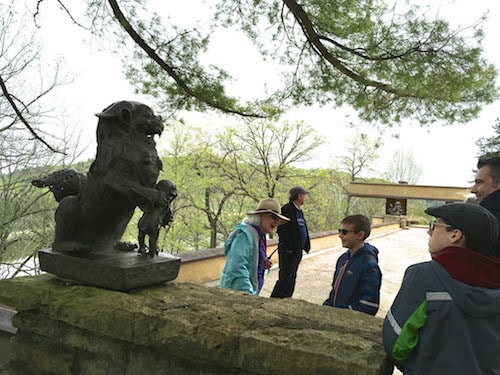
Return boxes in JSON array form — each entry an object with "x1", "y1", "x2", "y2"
[
  {"x1": 0, "y1": 74, "x2": 60, "y2": 153},
  {"x1": 107, "y1": 0, "x2": 265, "y2": 118},
  {"x1": 282, "y1": 0, "x2": 412, "y2": 97}
]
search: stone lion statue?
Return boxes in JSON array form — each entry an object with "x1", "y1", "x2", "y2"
[{"x1": 33, "y1": 101, "x2": 176, "y2": 256}]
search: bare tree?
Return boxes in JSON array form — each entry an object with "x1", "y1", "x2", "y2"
[
  {"x1": 0, "y1": 4, "x2": 80, "y2": 278},
  {"x1": 0, "y1": 3, "x2": 68, "y2": 153},
  {"x1": 338, "y1": 133, "x2": 382, "y2": 215},
  {"x1": 340, "y1": 133, "x2": 381, "y2": 182},
  {"x1": 385, "y1": 148, "x2": 423, "y2": 184}
]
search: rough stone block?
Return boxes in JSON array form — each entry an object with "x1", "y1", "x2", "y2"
[{"x1": 0, "y1": 276, "x2": 388, "y2": 374}]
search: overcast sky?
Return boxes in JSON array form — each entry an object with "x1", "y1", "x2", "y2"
[{"x1": 32, "y1": 0, "x2": 500, "y2": 188}]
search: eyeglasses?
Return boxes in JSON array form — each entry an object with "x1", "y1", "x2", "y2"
[
  {"x1": 338, "y1": 228, "x2": 358, "y2": 235},
  {"x1": 429, "y1": 221, "x2": 452, "y2": 232},
  {"x1": 266, "y1": 213, "x2": 281, "y2": 221}
]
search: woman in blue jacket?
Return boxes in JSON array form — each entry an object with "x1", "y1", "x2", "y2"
[{"x1": 220, "y1": 198, "x2": 289, "y2": 295}]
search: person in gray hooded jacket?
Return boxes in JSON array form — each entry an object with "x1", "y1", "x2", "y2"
[{"x1": 382, "y1": 203, "x2": 500, "y2": 375}]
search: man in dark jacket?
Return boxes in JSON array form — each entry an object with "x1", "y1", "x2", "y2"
[
  {"x1": 270, "y1": 186, "x2": 311, "y2": 298},
  {"x1": 322, "y1": 214, "x2": 382, "y2": 316},
  {"x1": 471, "y1": 155, "x2": 500, "y2": 257},
  {"x1": 383, "y1": 203, "x2": 500, "y2": 374}
]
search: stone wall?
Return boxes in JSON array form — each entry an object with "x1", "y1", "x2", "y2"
[
  {"x1": 176, "y1": 222, "x2": 401, "y2": 284},
  {"x1": 0, "y1": 275, "x2": 390, "y2": 375}
]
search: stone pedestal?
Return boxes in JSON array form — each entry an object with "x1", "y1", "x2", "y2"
[{"x1": 38, "y1": 249, "x2": 180, "y2": 291}]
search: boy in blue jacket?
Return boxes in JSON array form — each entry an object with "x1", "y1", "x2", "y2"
[{"x1": 323, "y1": 214, "x2": 382, "y2": 316}]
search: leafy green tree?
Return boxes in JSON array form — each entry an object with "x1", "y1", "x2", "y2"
[
  {"x1": 180, "y1": 150, "x2": 240, "y2": 249},
  {"x1": 216, "y1": 119, "x2": 324, "y2": 202},
  {"x1": 476, "y1": 118, "x2": 500, "y2": 159},
  {"x1": 39, "y1": 0, "x2": 498, "y2": 125},
  {"x1": 139, "y1": 124, "x2": 213, "y2": 252},
  {"x1": 302, "y1": 168, "x2": 348, "y2": 232},
  {"x1": 146, "y1": 124, "x2": 245, "y2": 251},
  {"x1": 0, "y1": 132, "x2": 57, "y2": 278},
  {"x1": 139, "y1": 119, "x2": 322, "y2": 251}
]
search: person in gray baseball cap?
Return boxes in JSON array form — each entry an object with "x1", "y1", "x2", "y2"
[{"x1": 383, "y1": 203, "x2": 500, "y2": 374}]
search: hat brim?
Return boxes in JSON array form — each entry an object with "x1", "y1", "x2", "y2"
[{"x1": 246, "y1": 209, "x2": 290, "y2": 222}]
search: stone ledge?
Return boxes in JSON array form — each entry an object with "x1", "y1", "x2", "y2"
[{"x1": 0, "y1": 275, "x2": 388, "y2": 374}]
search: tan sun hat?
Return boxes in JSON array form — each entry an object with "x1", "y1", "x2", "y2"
[{"x1": 247, "y1": 198, "x2": 290, "y2": 221}]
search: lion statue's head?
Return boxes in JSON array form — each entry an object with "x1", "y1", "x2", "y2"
[{"x1": 95, "y1": 101, "x2": 164, "y2": 142}]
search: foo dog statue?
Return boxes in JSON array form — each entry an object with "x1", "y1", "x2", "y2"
[{"x1": 33, "y1": 101, "x2": 176, "y2": 257}]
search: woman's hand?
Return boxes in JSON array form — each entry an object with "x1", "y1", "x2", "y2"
[{"x1": 264, "y1": 258, "x2": 273, "y2": 269}]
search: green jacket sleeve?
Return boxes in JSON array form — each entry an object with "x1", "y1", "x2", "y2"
[{"x1": 382, "y1": 264, "x2": 429, "y2": 366}]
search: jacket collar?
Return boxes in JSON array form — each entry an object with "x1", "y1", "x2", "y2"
[{"x1": 433, "y1": 246, "x2": 500, "y2": 288}]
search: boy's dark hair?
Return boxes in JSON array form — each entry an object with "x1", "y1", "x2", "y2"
[
  {"x1": 477, "y1": 156, "x2": 500, "y2": 184},
  {"x1": 341, "y1": 214, "x2": 371, "y2": 240}
]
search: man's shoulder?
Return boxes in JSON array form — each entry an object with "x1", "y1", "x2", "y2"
[
  {"x1": 407, "y1": 261, "x2": 433, "y2": 271},
  {"x1": 281, "y1": 202, "x2": 296, "y2": 214},
  {"x1": 402, "y1": 261, "x2": 436, "y2": 281},
  {"x1": 481, "y1": 189, "x2": 500, "y2": 212}
]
